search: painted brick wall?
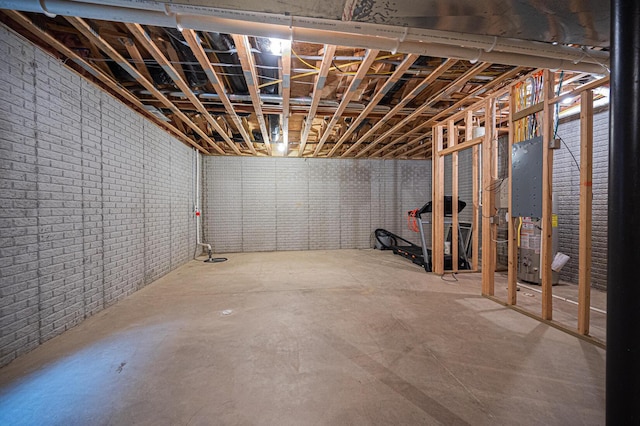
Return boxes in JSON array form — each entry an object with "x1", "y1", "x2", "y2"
[
  {"x1": 0, "y1": 26, "x2": 197, "y2": 367},
  {"x1": 203, "y1": 157, "x2": 433, "y2": 252},
  {"x1": 554, "y1": 110, "x2": 609, "y2": 290}
]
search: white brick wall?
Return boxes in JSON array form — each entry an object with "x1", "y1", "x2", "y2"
[
  {"x1": 203, "y1": 157, "x2": 434, "y2": 252},
  {"x1": 0, "y1": 25, "x2": 197, "y2": 366},
  {"x1": 554, "y1": 110, "x2": 609, "y2": 290}
]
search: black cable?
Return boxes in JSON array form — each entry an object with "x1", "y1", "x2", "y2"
[
  {"x1": 557, "y1": 135, "x2": 581, "y2": 172},
  {"x1": 332, "y1": 60, "x2": 347, "y2": 73},
  {"x1": 440, "y1": 273, "x2": 458, "y2": 282}
]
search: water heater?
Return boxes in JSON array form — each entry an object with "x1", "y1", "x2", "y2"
[{"x1": 517, "y1": 195, "x2": 559, "y2": 285}]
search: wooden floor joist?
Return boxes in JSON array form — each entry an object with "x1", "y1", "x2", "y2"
[
  {"x1": 4, "y1": 11, "x2": 209, "y2": 155},
  {"x1": 313, "y1": 49, "x2": 380, "y2": 157},
  {"x1": 65, "y1": 17, "x2": 226, "y2": 155},
  {"x1": 341, "y1": 59, "x2": 457, "y2": 158},
  {"x1": 328, "y1": 53, "x2": 419, "y2": 157},
  {"x1": 182, "y1": 29, "x2": 256, "y2": 155},
  {"x1": 382, "y1": 67, "x2": 526, "y2": 159},
  {"x1": 298, "y1": 44, "x2": 337, "y2": 157},
  {"x1": 126, "y1": 23, "x2": 241, "y2": 155},
  {"x1": 232, "y1": 34, "x2": 272, "y2": 155}
]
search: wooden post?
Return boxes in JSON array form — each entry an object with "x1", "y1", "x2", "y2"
[
  {"x1": 482, "y1": 98, "x2": 495, "y2": 296},
  {"x1": 541, "y1": 70, "x2": 555, "y2": 320},
  {"x1": 433, "y1": 125, "x2": 445, "y2": 274},
  {"x1": 507, "y1": 87, "x2": 518, "y2": 305},
  {"x1": 468, "y1": 110, "x2": 479, "y2": 271},
  {"x1": 578, "y1": 90, "x2": 594, "y2": 334},
  {"x1": 450, "y1": 119, "x2": 459, "y2": 272}
]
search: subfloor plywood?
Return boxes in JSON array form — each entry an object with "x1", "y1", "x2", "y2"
[{"x1": 0, "y1": 250, "x2": 605, "y2": 425}]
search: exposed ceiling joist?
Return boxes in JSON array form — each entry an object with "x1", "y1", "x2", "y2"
[
  {"x1": 298, "y1": 44, "x2": 337, "y2": 157},
  {"x1": 382, "y1": 67, "x2": 527, "y2": 158},
  {"x1": 357, "y1": 62, "x2": 491, "y2": 158},
  {"x1": 232, "y1": 34, "x2": 272, "y2": 155},
  {"x1": 125, "y1": 23, "x2": 242, "y2": 155},
  {"x1": 119, "y1": 36, "x2": 153, "y2": 82},
  {"x1": 327, "y1": 53, "x2": 419, "y2": 157},
  {"x1": 342, "y1": 58, "x2": 458, "y2": 158},
  {"x1": 64, "y1": 16, "x2": 226, "y2": 155},
  {"x1": 3, "y1": 10, "x2": 209, "y2": 154},
  {"x1": 313, "y1": 48, "x2": 380, "y2": 157},
  {"x1": 281, "y1": 40, "x2": 292, "y2": 155},
  {"x1": 182, "y1": 29, "x2": 257, "y2": 155}
]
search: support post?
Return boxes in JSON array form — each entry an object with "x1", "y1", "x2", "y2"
[
  {"x1": 578, "y1": 90, "x2": 593, "y2": 335},
  {"x1": 450, "y1": 119, "x2": 459, "y2": 272},
  {"x1": 541, "y1": 70, "x2": 555, "y2": 320},
  {"x1": 432, "y1": 125, "x2": 445, "y2": 274},
  {"x1": 468, "y1": 110, "x2": 479, "y2": 271},
  {"x1": 607, "y1": 0, "x2": 640, "y2": 423},
  {"x1": 507, "y1": 87, "x2": 518, "y2": 305},
  {"x1": 481, "y1": 99, "x2": 495, "y2": 296}
]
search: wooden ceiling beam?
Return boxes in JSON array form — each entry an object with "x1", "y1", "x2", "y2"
[
  {"x1": 125, "y1": 23, "x2": 241, "y2": 155},
  {"x1": 298, "y1": 44, "x2": 337, "y2": 157},
  {"x1": 281, "y1": 40, "x2": 292, "y2": 155},
  {"x1": 65, "y1": 17, "x2": 226, "y2": 155},
  {"x1": 382, "y1": 66, "x2": 526, "y2": 158},
  {"x1": 118, "y1": 36, "x2": 153, "y2": 82},
  {"x1": 182, "y1": 29, "x2": 256, "y2": 155},
  {"x1": 327, "y1": 53, "x2": 419, "y2": 157},
  {"x1": 231, "y1": 34, "x2": 272, "y2": 155},
  {"x1": 4, "y1": 11, "x2": 209, "y2": 155},
  {"x1": 313, "y1": 48, "x2": 380, "y2": 157},
  {"x1": 340, "y1": 58, "x2": 457, "y2": 158},
  {"x1": 356, "y1": 62, "x2": 491, "y2": 158}
]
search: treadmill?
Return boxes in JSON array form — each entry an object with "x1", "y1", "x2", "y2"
[{"x1": 375, "y1": 196, "x2": 471, "y2": 272}]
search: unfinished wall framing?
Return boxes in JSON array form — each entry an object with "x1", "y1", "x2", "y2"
[{"x1": 431, "y1": 69, "x2": 609, "y2": 346}]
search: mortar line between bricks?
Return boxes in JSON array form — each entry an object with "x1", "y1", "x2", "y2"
[
  {"x1": 32, "y1": 46, "x2": 43, "y2": 347},
  {"x1": 143, "y1": 119, "x2": 147, "y2": 289},
  {"x1": 80, "y1": 81, "x2": 87, "y2": 320},
  {"x1": 100, "y1": 92, "x2": 105, "y2": 310}
]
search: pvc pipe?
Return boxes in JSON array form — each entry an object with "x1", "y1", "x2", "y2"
[
  {"x1": 61, "y1": 0, "x2": 611, "y2": 66},
  {"x1": 0, "y1": 0, "x2": 609, "y2": 74}
]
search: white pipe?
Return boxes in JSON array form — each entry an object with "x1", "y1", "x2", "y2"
[
  {"x1": 518, "y1": 283, "x2": 607, "y2": 315},
  {"x1": 194, "y1": 150, "x2": 211, "y2": 254},
  {"x1": 56, "y1": 0, "x2": 611, "y2": 66},
  {"x1": 0, "y1": 0, "x2": 609, "y2": 74}
]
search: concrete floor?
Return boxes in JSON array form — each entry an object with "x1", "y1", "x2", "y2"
[{"x1": 0, "y1": 249, "x2": 605, "y2": 425}]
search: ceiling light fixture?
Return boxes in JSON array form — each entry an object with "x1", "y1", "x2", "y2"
[{"x1": 268, "y1": 38, "x2": 290, "y2": 55}]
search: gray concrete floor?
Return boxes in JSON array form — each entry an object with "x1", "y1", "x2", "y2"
[{"x1": 0, "y1": 249, "x2": 605, "y2": 425}]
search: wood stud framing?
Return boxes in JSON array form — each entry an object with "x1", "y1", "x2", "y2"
[
  {"x1": 344, "y1": 59, "x2": 458, "y2": 158},
  {"x1": 327, "y1": 53, "x2": 419, "y2": 157},
  {"x1": 298, "y1": 44, "x2": 337, "y2": 157},
  {"x1": 507, "y1": 85, "x2": 518, "y2": 306},
  {"x1": 541, "y1": 69, "x2": 555, "y2": 320},
  {"x1": 232, "y1": 34, "x2": 272, "y2": 155},
  {"x1": 366, "y1": 62, "x2": 492, "y2": 158},
  {"x1": 281, "y1": 40, "x2": 292, "y2": 155},
  {"x1": 2, "y1": 8, "x2": 609, "y2": 347},
  {"x1": 4, "y1": 11, "x2": 209, "y2": 154},
  {"x1": 126, "y1": 23, "x2": 241, "y2": 155},
  {"x1": 578, "y1": 90, "x2": 594, "y2": 335},
  {"x1": 182, "y1": 29, "x2": 257, "y2": 155},
  {"x1": 314, "y1": 49, "x2": 380, "y2": 156},
  {"x1": 432, "y1": 125, "x2": 445, "y2": 275},
  {"x1": 65, "y1": 17, "x2": 226, "y2": 155}
]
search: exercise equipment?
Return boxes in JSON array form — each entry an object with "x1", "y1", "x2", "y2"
[{"x1": 375, "y1": 196, "x2": 472, "y2": 272}]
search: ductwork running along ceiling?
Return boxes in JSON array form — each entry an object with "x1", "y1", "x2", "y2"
[{"x1": 0, "y1": 0, "x2": 610, "y2": 158}]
